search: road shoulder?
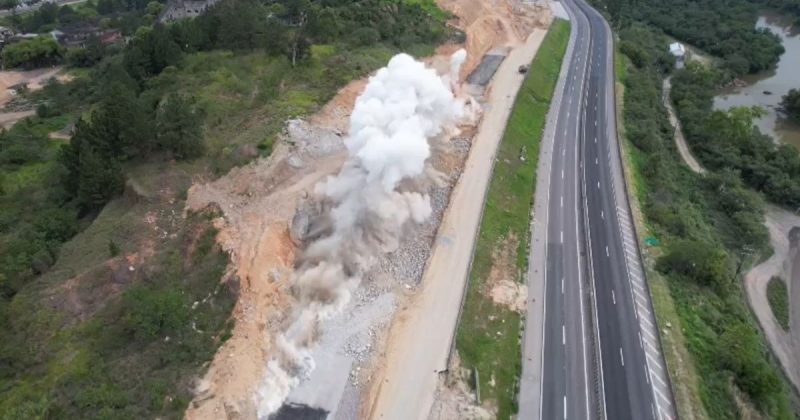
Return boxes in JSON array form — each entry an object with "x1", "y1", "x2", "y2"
[{"x1": 517, "y1": 13, "x2": 578, "y2": 420}]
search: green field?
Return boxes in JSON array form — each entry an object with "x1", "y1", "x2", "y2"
[
  {"x1": 454, "y1": 19, "x2": 570, "y2": 418},
  {"x1": 767, "y1": 276, "x2": 790, "y2": 330}
]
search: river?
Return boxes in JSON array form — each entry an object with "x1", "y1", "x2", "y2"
[{"x1": 714, "y1": 12, "x2": 800, "y2": 151}]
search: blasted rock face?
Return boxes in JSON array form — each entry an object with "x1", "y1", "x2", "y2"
[
  {"x1": 290, "y1": 209, "x2": 311, "y2": 245},
  {"x1": 290, "y1": 202, "x2": 333, "y2": 247}
]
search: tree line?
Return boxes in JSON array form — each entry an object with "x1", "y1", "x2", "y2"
[{"x1": 600, "y1": 0, "x2": 786, "y2": 76}]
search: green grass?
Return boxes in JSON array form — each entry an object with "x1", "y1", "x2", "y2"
[
  {"x1": 767, "y1": 276, "x2": 790, "y2": 330},
  {"x1": 615, "y1": 46, "x2": 629, "y2": 83},
  {"x1": 404, "y1": 0, "x2": 451, "y2": 21},
  {"x1": 454, "y1": 19, "x2": 570, "y2": 418},
  {"x1": 2, "y1": 161, "x2": 51, "y2": 193},
  {"x1": 149, "y1": 44, "x2": 405, "y2": 174}
]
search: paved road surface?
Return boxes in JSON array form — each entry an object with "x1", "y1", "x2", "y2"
[{"x1": 520, "y1": 0, "x2": 677, "y2": 418}]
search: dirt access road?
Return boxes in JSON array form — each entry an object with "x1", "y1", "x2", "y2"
[
  {"x1": 744, "y1": 206, "x2": 800, "y2": 391},
  {"x1": 662, "y1": 77, "x2": 705, "y2": 174},
  {"x1": 365, "y1": 28, "x2": 549, "y2": 420}
]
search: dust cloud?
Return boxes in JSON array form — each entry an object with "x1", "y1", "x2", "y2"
[{"x1": 255, "y1": 50, "x2": 471, "y2": 417}]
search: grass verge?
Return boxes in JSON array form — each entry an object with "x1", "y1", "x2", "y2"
[
  {"x1": 454, "y1": 19, "x2": 570, "y2": 419},
  {"x1": 767, "y1": 276, "x2": 790, "y2": 331}
]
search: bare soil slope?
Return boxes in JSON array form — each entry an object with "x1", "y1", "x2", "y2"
[{"x1": 184, "y1": 0, "x2": 552, "y2": 417}]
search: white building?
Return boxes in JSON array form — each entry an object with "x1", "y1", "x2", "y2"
[{"x1": 669, "y1": 42, "x2": 686, "y2": 69}]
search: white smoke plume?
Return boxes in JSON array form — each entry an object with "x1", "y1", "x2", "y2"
[{"x1": 256, "y1": 50, "x2": 469, "y2": 417}]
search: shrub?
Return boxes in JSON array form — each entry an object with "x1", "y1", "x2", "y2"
[
  {"x1": 719, "y1": 321, "x2": 783, "y2": 407},
  {"x1": 656, "y1": 239, "x2": 728, "y2": 287},
  {"x1": 2, "y1": 36, "x2": 62, "y2": 69},
  {"x1": 122, "y1": 286, "x2": 188, "y2": 340},
  {"x1": 350, "y1": 27, "x2": 381, "y2": 46},
  {"x1": 108, "y1": 239, "x2": 120, "y2": 257}
]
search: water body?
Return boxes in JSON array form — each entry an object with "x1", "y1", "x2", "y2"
[{"x1": 714, "y1": 12, "x2": 800, "y2": 151}]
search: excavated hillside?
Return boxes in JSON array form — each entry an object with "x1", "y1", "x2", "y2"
[{"x1": 184, "y1": 1, "x2": 551, "y2": 418}]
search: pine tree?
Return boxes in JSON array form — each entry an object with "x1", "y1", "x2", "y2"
[
  {"x1": 156, "y1": 93, "x2": 204, "y2": 160},
  {"x1": 76, "y1": 141, "x2": 125, "y2": 210},
  {"x1": 90, "y1": 82, "x2": 155, "y2": 160}
]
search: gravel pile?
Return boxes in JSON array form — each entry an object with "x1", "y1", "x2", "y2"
[
  {"x1": 285, "y1": 119, "x2": 345, "y2": 159},
  {"x1": 285, "y1": 131, "x2": 473, "y2": 419}
]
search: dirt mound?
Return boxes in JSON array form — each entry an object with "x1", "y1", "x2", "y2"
[
  {"x1": 184, "y1": 115, "x2": 348, "y2": 418},
  {"x1": 428, "y1": 354, "x2": 494, "y2": 419},
  {"x1": 483, "y1": 233, "x2": 527, "y2": 312},
  {"x1": 439, "y1": 0, "x2": 552, "y2": 78}
]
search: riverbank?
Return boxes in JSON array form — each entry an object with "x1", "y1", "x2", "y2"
[{"x1": 714, "y1": 12, "x2": 800, "y2": 151}]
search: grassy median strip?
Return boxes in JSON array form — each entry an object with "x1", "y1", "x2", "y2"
[{"x1": 454, "y1": 19, "x2": 569, "y2": 419}]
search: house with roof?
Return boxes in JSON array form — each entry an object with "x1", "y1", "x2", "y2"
[
  {"x1": 160, "y1": 0, "x2": 220, "y2": 22},
  {"x1": 669, "y1": 42, "x2": 686, "y2": 69}
]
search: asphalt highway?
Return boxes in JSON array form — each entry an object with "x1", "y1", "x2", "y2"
[
  {"x1": 538, "y1": 3, "x2": 593, "y2": 420},
  {"x1": 519, "y1": 0, "x2": 675, "y2": 418}
]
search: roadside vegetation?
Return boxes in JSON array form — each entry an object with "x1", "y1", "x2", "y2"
[
  {"x1": 767, "y1": 276, "x2": 790, "y2": 330},
  {"x1": 455, "y1": 19, "x2": 569, "y2": 418},
  {"x1": 0, "y1": 0, "x2": 452, "y2": 416},
  {"x1": 599, "y1": 9, "x2": 795, "y2": 418}
]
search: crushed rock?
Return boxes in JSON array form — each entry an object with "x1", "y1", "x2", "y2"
[{"x1": 428, "y1": 355, "x2": 494, "y2": 420}]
